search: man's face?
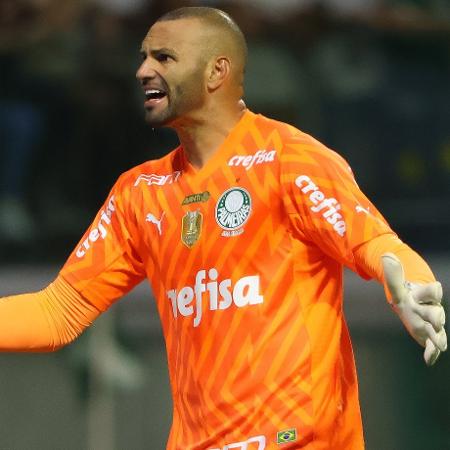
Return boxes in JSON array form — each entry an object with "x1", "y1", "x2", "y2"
[{"x1": 136, "y1": 19, "x2": 209, "y2": 127}]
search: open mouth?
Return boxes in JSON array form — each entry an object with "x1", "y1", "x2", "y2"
[{"x1": 144, "y1": 88, "x2": 167, "y2": 107}]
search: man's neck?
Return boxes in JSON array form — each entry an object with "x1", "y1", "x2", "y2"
[{"x1": 174, "y1": 101, "x2": 246, "y2": 169}]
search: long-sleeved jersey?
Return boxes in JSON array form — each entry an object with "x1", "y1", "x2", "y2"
[{"x1": 61, "y1": 110, "x2": 396, "y2": 450}]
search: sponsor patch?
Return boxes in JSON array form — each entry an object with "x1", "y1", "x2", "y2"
[
  {"x1": 182, "y1": 191, "x2": 211, "y2": 206},
  {"x1": 295, "y1": 175, "x2": 346, "y2": 237},
  {"x1": 228, "y1": 149, "x2": 276, "y2": 170},
  {"x1": 167, "y1": 269, "x2": 264, "y2": 327},
  {"x1": 76, "y1": 196, "x2": 115, "y2": 258},
  {"x1": 209, "y1": 435, "x2": 266, "y2": 450},
  {"x1": 134, "y1": 171, "x2": 181, "y2": 187}
]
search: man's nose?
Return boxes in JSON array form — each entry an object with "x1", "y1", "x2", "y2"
[{"x1": 136, "y1": 59, "x2": 157, "y2": 81}]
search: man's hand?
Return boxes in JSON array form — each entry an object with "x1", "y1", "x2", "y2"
[{"x1": 382, "y1": 253, "x2": 447, "y2": 366}]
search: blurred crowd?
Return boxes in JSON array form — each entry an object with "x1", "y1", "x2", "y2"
[{"x1": 1, "y1": 0, "x2": 449, "y2": 260}]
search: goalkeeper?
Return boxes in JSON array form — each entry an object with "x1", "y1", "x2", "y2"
[{"x1": 0, "y1": 6, "x2": 447, "y2": 450}]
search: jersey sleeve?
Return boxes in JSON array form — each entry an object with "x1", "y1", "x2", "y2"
[
  {"x1": 280, "y1": 134, "x2": 395, "y2": 277},
  {"x1": 60, "y1": 174, "x2": 146, "y2": 311},
  {"x1": 0, "y1": 276, "x2": 101, "y2": 352}
]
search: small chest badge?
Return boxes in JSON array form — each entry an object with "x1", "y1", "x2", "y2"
[
  {"x1": 182, "y1": 191, "x2": 210, "y2": 206},
  {"x1": 215, "y1": 187, "x2": 252, "y2": 237},
  {"x1": 181, "y1": 210, "x2": 203, "y2": 248}
]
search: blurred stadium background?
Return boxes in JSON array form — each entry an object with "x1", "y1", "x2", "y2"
[{"x1": 0, "y1": 0, "x2": 449, "y2": 449}]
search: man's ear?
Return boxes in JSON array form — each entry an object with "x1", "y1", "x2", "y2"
[{"x1": 207, "y1": 57, "x2": 231, "y2": 91}]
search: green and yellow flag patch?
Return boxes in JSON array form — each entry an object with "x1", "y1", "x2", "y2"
[{"x1": 276, "y1": 428, "x2": 297, "y2": 444}]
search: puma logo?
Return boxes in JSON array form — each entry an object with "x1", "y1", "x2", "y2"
[{"x1": 146, "y1": 212, "x2": 165, "y2": 236}]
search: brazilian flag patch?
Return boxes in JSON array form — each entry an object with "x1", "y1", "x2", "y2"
[{"x1": 276, "y1": 428, "x2": 297, "y2": 444}]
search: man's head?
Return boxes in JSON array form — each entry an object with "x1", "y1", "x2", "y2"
[{"x1": 136, "y1": 7, "x2": 247, "y2": 127}]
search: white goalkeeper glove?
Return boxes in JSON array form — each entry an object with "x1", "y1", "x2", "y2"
[{"x1": 381, "y1": 253, "x2": 447, "y2": 366}]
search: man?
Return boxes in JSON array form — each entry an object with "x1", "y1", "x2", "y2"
[{"x1": 0, "y1": 7, "x2": 447, "y2": 450}]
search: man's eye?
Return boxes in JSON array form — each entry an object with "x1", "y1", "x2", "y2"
[{"x1": 156, "y1": 54, "x2": 170, "y2": 62}]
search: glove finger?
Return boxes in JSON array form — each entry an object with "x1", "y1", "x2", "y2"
[
  {"x1": 415, "y1": 303, "x2": 445, "y2": 332},
  {"x1": 423, "y1": 322, "x2": 447, "y2": 352},
  {"x1": 439, "y1": 327, "x2": 448, "y2": 352},
  {"x1": 381, "y1": 253, "x2": 408, "y2": 304},
  {"x1": 412, "y1": 282, "x2": 443, "y2": 305},
  {"x1": 424, "y1": 339, "x2": 440, "y2": 366}
]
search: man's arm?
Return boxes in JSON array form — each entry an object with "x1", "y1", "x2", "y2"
[
  {"x1": 0, "y1": 276, "x2": 101, "y2": 352},
  {"x1": 355, "y1": 234, "x2": 447, "y2": 365},
  {"x1": 279, "y1": 136, "x2": 447, "y2": 364},
  {"x1": 0, "y1": 172, "x2": 148, "y2": 352}
]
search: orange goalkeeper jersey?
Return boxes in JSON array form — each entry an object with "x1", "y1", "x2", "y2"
[{"x1": 61, "y1": 110, "x2": 393, "y2": 450}]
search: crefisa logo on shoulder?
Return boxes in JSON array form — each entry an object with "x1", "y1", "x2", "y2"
[{"x1": 215, "y1": 187, "x2": 252, "y2": 237}]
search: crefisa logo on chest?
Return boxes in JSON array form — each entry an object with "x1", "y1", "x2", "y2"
[{"x1": 215, "y1": 187, "x2": 252, "y2": 237}]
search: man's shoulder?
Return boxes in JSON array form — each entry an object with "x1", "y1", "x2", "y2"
[
  {"x1": 251, "y1": 112, "x2": 325, "y2": 150},
  {"x1": 250, "y1": 112, "x2": 304, "y2": 141},
  {"x1": 253, "y1": 112, "x2": 345, "y2": 165}
]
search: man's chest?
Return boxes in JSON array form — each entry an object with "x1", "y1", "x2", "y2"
[{"x1": 131, "y1": 159, "x2": 288, "y2": 277}]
